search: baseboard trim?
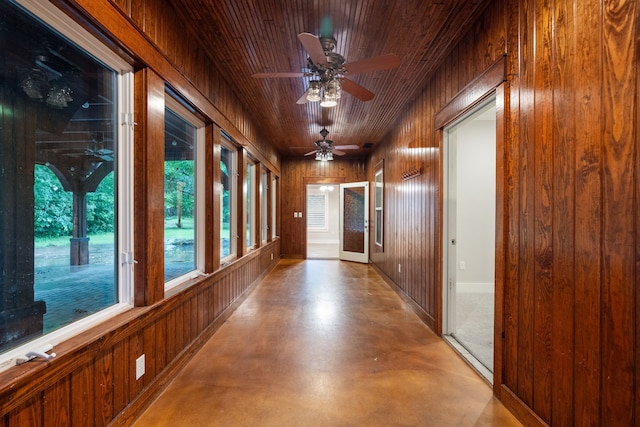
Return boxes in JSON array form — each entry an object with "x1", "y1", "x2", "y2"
[
  {"x1": 112, "y1": 261, "x2": 278, "y2": 427},
  {"x1": 371, "y1": 262, "x2": 435, "y2": 330}
]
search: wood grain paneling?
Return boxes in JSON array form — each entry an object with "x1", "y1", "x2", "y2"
[
  {"x1": 3, "y1": 0, "x2": 639, "y2": 426},
  {"x1": 134, "y1": 68, "x2": 165, "y2": 306},
  {"x1": 0, "y1": 1, "x2": 281, "y2": 426},
  {"x1": 60, "y1": 0, "x2": 280, "y2": 174},
  {"x1": 0, "y1": 243, "x2": 279, "y2": 427},
  {"x1": 367, "y1": 2, "x2": 505, "y2": 327},
  {"x1": 280, "y1": 158, "x2": 366, "y2": 258},
  {"x1": 160, "y1": 0, "x2": 493, "y2": 159},
  {"x1": 368, "y1": 0, "x2": 640, "y2": 426}
]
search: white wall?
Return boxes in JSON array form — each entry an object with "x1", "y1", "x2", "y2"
[
  {"x1": 307, "y1": 185, "x2": 340, "y2": 244},
  {"x1": 454, "y1": 109, "x2": 496, "y2": 292}
]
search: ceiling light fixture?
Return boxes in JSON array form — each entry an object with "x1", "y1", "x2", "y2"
[
  {"x1": 315, "y1": 149, "x2": 333, "y2": 161},
  {"x1": 19, "y1": 60, "x2": 73, "y2": 108},
  {"x1": 304, "y1": 128, "x2": 358, "y2": 161},
  {"x1": 306, "y1": 80, "x2": 321, "y2": 102},
  {"x1": 46, "y1": 84, "x2": 73, "y2": 109},
  {"x1": 306, "y1": 79, "x2": 341, "y2": 107}
]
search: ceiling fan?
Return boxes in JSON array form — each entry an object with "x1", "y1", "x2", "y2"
[
  {"x1": 252, "y1": 25, "x2": 400, "y2": 106},
  {"x1": 304, "y1": 128, "x2": 358, "y2": 161}
]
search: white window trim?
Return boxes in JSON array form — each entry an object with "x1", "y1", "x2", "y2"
[
  {"x1": 220, "y1": 137, "x2": 238, "y2": 264},
  {"x1": 0, "y1": 0, "x2": 134, "y2": 371},
  {"x1": 245, "y1": 159, "x2": 257, "y2": 250},
  {"x1": 261, "y1": 168, "x2": 269, "y2": 244},
  {"x1": 374, "y1": 168, "x2": 384, "y2": 247},
  {"x1": 164, "y1": 97, "x2": 206, "y2": 291},
  {"x1": 13, "y1": 0, "x2": 131, "y2": 73},
  {"x1": 271, "y1": 176, "x2": 278, "y2": 239}
]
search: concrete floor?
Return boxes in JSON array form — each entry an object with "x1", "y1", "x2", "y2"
[{"x1": 132, "y1": 259, "x2": 521, "y2": 426}]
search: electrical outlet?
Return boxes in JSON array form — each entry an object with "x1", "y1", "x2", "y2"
[
  {"x1": 398, "y1": 263, "x2": 401, "y2": 273},
  {"x1": 459, "y1": 261, "x2": 466, "y2": 270},
  {"x1": 136, "y1": 354, "x2": 145, "y2": 380}
]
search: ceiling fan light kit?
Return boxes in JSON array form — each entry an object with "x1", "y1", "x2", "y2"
[
  {"x1": 303, "y1": 128, "x2": 359, "y2": 161},
  {"x1": 251, "y1": 24, "x2": 400, "y2": 156},
  {"x1": 252, "y1": 29, "x2": 399, "y2": 105},
  {"x1": 315, "y1": 150, "x2": 333, "y2": 161},
  {"x1": 306, "y1": 80, "x2": 322, "y2": 102}
]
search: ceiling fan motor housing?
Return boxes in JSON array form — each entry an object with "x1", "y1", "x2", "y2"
[{"x1": 319, "y1": 36, "x2": 336, "y2": 53}]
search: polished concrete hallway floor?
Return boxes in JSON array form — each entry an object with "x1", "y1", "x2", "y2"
[{"x1": 133, "y1": 260, "x2": 521, "y2": 426}]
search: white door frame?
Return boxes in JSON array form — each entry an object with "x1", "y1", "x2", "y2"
[
  {"x1": 442, "y1": 96, "x2": 497, "y2": 379},
  {"x1": 339, "y1": 181, "x2": 369, "y2": 263}
]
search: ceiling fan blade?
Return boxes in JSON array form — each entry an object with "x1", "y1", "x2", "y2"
[
  {"x1": 298, "y1": 33, "x2": 328, "y2": 67},
  {"x1": 252, "y1": 72, "x2": 306, "y2": 78},
  {"x1": 296, "y1": 90, "x2": 309, "y2": 104},
  {"x1": 344, "y1": 53, "x2": 401, "y2": 75},
  {"x1": 304, "y1": 150, "x2": 317, "y2": 156},
  {"x1": 341, "y1": 78, "x2": 375, "y2": 101},
  {"x1": 333, "y1": 150, "x2": 346, "y2": 156},
  {"x1": 334, "y1": 145, "x2": 359, "y2": 150}
]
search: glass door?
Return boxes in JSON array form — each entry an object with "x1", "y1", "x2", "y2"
[
  {"x1": 443, "y1": 98, "x2": 496, "y2": 379},
  {"x1": 339, "y1": 182, "x2": 369, "y2": 263}
]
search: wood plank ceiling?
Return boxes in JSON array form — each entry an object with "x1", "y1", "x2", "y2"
[{"x1": 166, "y1": 0, "x2": 491, "y2": 158}]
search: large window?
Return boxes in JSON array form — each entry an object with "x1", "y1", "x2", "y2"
[
  {"x1": 0, "y1": 0, "x2": 132, "y2": 361},
  {"x1": 261, "y1": 168, "x2": 269, "y2": 243},
  {"x1": 220, "y1": 135, "x2": 237, "y2": 262},
  {"x1": 271, "y1": 176, "x2": 278, "y2": 239},
  {"x1": 307, "y1": 194, "x2": 328, "y2": 230},
  {"x1": 245, "y1": 159, "x2": 257, "y2": 250},
  {"x1": 374, "y1": 161, "x2": 384, "y2": 248},
  {"x1": 164, "y1": 97, "x2": 204, "y2": 286}
]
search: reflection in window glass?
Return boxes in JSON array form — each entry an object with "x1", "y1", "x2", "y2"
[
  {"x1": 375, "y1": 167, "x2": 384, "y2": 247},
  {"x1": 220, "y1": 139, "x2": 236, "y2": 260},
  {"x1": 261, "y1": 168, "x2": 268, "y2": 243},
  {"x1": 245, "y1": 161, "x2": 256, "y2": 249},
  {"x1": 271, "y1": 176, "x2": 277, "y2": 239},
  {"x1": 1, "y1": 0, "x2": 119, "y2": 353},
  {"x1": 164, "y1": 107, "x2": 196, "y2": 281}
]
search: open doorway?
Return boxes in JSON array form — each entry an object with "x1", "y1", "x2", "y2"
[
  {"x1": 306, "y1": 184, "x2": 340, "y2": 259},
  {"x1": 442, "y1": 97, "x2": 496, "y2": 382}
]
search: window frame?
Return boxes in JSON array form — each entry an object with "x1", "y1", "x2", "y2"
[
  {"x1": 307, "y1": 193, "x2": 329, "y2": 231},
  {"x1": 261, "y1": 167, "x2": 269, "y2": 244},
  {"x1": 0, "y1": 0, "x2": 134, "y2": 369},
  {"x1": 374, "y1": 160, "x2": 384, "y2": 249},
  {"x1": 219, "y1": 133, "x2": 238, "y2": 264},
  {"x1": 271, "y1": 175, "x2": 278, "y2": 239},
  {"x1": 244, "y1": 157, "x2": 258, "y2": 251},
  {"x1": 163, "y1": 95, "x2": 206, "y2": 290}
]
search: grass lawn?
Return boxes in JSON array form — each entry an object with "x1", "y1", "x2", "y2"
[{"x1": 35, "y1": 216, "x2": 196, "y2": 248}]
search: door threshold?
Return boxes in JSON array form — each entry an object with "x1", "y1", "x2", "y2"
[{"x1": 443, "y1": 335, "x2": 493, "y2": 385}]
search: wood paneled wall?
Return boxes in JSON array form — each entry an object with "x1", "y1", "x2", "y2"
[
  {"x1": 63, "y1": 0, "x2": 281, "y2": 173},
  {"x1": 0, "y1": 244, "x2": 279, "y2": 427},
  {"x1": 502, "y1": 0, "x2": 638, "y2": 424},
  {"x1": 0, "y1": 0, "x2": 281, "y2": 426},
  {"x1": 368, "y1": 0, "x2": 640, "y2": 425},
  {"x1": 280, "y1": 158, "x2": 366, "y2": 258},
  {"x1": 367, "y1": 1, "x2": 506, "y2": 330}
]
